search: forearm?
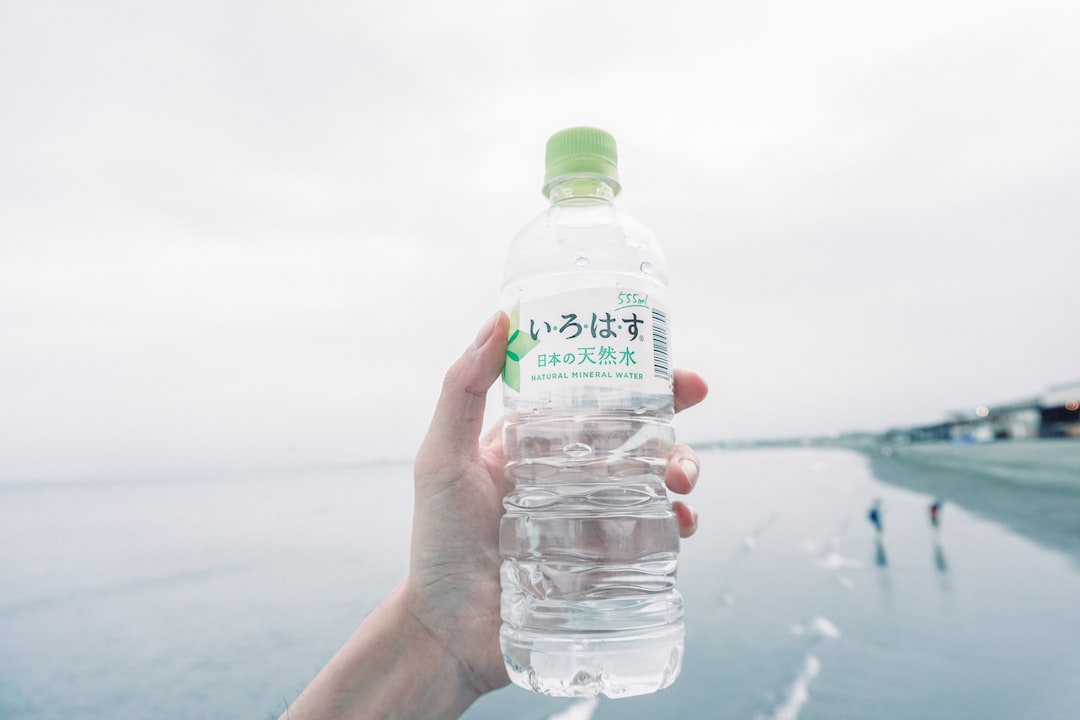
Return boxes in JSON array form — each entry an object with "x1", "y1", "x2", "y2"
[{"x1": 280, "y1": 583, "x2": 481, "y2": 720}]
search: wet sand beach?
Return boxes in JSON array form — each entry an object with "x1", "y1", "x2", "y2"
[
  {"x1": 5, "y1": 450, "x2": 1080, "y2": 719},
  {"x1": 865, "y1": 440, "x2": 1080, "y2": 564}
]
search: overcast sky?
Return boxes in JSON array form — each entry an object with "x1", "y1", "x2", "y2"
[{"x1": 2, "y1": 1, "x2": 1078, "y2": 480}]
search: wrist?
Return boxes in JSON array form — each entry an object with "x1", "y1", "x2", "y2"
[
  {"x1": 391, "y1": 583, "x2": 484, "y2": 718},
  {"x1": 280, "y1": 583, "x2": 481, "y2": 720}
]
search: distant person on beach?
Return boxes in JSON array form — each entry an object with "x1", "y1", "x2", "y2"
[
  {"x1": 869, "y1": 499, "x2": 886, "y2": 566},
  {"x1": 277, "y1": 312, "x2": 709, "y2": 720},
  {"x1": 868, "y1": 499, "x2": 883, "y2": 534},
  {"x1": 929, "y1": 499, "x2": 943, "y2": 528}
]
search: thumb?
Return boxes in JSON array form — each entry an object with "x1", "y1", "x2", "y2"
[{"x1": 419, "y1": 311, "x2": 508, "y2": 464}]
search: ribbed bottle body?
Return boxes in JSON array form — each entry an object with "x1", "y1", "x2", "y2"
[{"x1": 499, "y1": 194, "x2": 683, "y2": 698}]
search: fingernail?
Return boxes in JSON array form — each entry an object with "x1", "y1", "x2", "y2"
[
  {"x1": 474, "y1": 311, "x2": 500, "y2": 349},
  {"x1": 680, "y1": 458, "x2": 699, "y2": 488}
]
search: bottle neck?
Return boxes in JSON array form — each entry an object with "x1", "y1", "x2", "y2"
[{"x1": 546, "y1": 177, "x2": 617, "y2": 206}]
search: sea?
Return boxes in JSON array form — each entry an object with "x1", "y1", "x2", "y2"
[{"x1": 2, "y1": 448, "x2": 1079, "y2": 720}]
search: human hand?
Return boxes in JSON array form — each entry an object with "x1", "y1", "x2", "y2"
[
  {"x1": 279, "y1": 311, "x2": 708, "y2": 720},
  {"x1": 405, "y1": 311, "x2": 709, "y2": 703}
]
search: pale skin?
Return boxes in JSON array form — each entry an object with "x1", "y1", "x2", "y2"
[{"x1": 279, "y1": 311, "x2": 709, "y2": 720}]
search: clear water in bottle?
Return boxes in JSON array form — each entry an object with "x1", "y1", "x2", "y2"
[{"x1": 499, "y1": 127, "x2": 683, "y2": 698}]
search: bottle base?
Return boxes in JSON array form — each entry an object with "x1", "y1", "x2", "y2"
[{"x1": 501, "y1": 623, "x2": 684, "y2": 698}]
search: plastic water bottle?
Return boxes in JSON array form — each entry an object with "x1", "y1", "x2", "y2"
[{"x1": 499, "y1": 127, "x2": 683, "y2": 698}]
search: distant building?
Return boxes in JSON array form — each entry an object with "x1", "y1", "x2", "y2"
[
  {"x1": 943, "y1": 412, "x2": 995, "y2": 444},
  {"x1": 1039, "y1": 381, "x2": 1080, "y2": 438},
  {"x1": 883, "y1": 381, "x2": 1079, "y2": 444},
  {"x1": 985, "y1": 398, "x2": 1041, "y2": 440}
]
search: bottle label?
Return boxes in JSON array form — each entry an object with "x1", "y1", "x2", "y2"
[{"x1": 503, "y1": 288, "x2": 671, "y2": 396}]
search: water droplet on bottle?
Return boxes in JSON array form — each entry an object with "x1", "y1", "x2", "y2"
[
  {"x1": 633, "y1": 405, "x2": 648, "y2": 415},
  {"x1": 575, "y1": 256, "x2": 589, "y2": 267},
  {"x1": 640, "y1": 261, "x2": 654, "y2": 274},
  {"x1": 563, "y1": 442, "x2": 592, "y2": 458}
]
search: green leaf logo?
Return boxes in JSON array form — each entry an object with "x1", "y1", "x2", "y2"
[{"x1": 503, "y1": 301, "x2": 540, "y2": 392}]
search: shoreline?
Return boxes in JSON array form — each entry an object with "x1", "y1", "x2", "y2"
[{"x1": 862, "y1": 439, "x2": 1080, "y2": 565}]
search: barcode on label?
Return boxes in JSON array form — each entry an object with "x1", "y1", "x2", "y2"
[{"x1": 651, "y1": 308, "x2": 671, "y2": 381}]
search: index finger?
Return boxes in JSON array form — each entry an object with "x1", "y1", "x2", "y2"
[{"x1": 674, "y1": 369, "x2": 709, "y2": 414}]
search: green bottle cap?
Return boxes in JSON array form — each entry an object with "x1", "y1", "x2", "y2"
[{"x1": 542, "y1": 126, "x2": 622, "y2": 197}]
